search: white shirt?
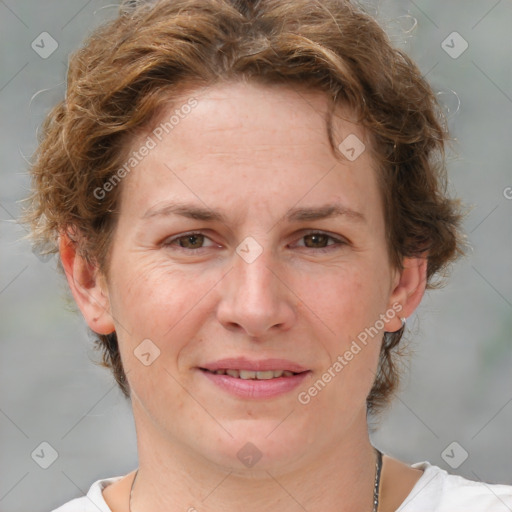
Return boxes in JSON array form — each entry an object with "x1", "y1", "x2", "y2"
[{"x1": 52, "y1": 461, "x2": 512, "y2": 512}]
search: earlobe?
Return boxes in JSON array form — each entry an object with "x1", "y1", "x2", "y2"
[
  {"x1": 385, "y1": 256, "x2": 428, "y2": 332},
  {"x1": 59, "y1": 231, "x2": 115, "y2": 335}
]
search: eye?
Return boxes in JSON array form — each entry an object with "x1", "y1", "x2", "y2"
[
  {"x1": 292, "y1": 231, "x2": 347, "y2": 252},
  {"x1": 162, "y1": 230, "x2": 347, "y2": 253},
  {"x1": 162, "y1": 232, "x2": 218, "y2": 251}
]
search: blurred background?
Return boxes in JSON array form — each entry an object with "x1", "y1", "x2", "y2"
[{"x1": 0, "y1": 0, "x2": 511, "y2": 511}]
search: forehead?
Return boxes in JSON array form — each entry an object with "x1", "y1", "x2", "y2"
[
  {"x1": 119, "y1": 80, "x2": 382, "y2": 226},
  {"x1": 152, "y1": 81, "x2": 360, "y2": 150}
]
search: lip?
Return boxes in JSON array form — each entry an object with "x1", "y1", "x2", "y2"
[
  {"x1": 199, "y1": 368, "x2": 311, "y2": 399},
  {"x1": 199, "y1": 357, "x2": 309, "y2": 373},
  {"x1": 198, "y1": 358, "x2": 311, "y2": 399}
]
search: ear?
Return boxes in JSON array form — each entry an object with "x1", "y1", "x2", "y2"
[
  {"x1": 384, "y1": 255, "x2": 428, "y2": 332},
  {"x1": 59, "y1": 230, "x2": 115, "y2": 335}
]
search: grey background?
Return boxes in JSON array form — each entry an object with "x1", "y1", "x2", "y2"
[{"x1": 1, "y1": 1, "x2": 511, "y2": 511}]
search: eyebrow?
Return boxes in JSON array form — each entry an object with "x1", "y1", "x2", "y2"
[
  {"x1": 285, "y1": 203, "x2": 366, "y2": 223},
  {"x1": 141, "y1": 201, "x2": 366, "y2": 224}
]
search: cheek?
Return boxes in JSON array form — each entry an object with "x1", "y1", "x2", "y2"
[
  {"x1": 108, "y1": 259, "x2": 212, "y2": 410},
  {"x1": 107, "y1": 257, "x2": 201, "y2": 351},
  {"x1": 300, "y1": 265, "x2": 384, "y2": 335},
  {"x1": 296, "y1": 263, "x2": 389, "y2": 403}
]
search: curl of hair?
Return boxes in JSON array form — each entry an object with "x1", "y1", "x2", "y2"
[{"x1": 23, "y1": 0, "x2": 466, "y2": 418}]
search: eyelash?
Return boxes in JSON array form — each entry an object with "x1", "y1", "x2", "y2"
[{"x1": 162, "y1": 230, "x2": 347, "y2": 253}]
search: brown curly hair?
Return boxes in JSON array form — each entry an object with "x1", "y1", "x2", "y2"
[{"x1": 23, "y1": 0, "x2": 465, "y2": 418}]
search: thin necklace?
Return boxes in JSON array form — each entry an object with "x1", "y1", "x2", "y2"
[
  {"x1": 373, "y1": 447, "x2": 383, "y2": 511},
  {"x1": 129, "y1": 447, "x2": 383, "y2": 512}
]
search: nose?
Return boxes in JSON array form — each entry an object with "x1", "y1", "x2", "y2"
[{"x1": 216, "y1": 244, "x2": 296, "y2": 338}]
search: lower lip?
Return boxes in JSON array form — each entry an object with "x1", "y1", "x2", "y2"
[{"x1": 199, "y1": 369, "x2": 311, "y2": 399}]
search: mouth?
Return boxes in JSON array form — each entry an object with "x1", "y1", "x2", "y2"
[
  {"x1": 197, "y1": 359, "x2": 311, "y2": 399},
  {"x1": 200, "y1": 368, "x2": 303, "y2": 379}
]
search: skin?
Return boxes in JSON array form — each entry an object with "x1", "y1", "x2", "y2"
[{"x1": 61, "y1": 80, "x2": 426, "y2": 512}]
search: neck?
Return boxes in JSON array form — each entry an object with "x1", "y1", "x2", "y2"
[{"x1": 129, "y1": 402, "x2": 379, "y2": 512}]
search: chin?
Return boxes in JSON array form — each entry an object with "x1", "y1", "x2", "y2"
[{"x1": 195, "y1": 421, "x2": 311, "y2": 474}]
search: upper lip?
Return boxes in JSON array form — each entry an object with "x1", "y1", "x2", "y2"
[{"x1": 199, "y1": 357, "x2": 309, "y2": 373}]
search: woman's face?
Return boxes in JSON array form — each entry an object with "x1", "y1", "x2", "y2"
[{"x1": 86, "y1": 81, "x2": 415, "y2": 471}]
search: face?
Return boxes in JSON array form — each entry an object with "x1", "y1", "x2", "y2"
[{"x1": 74, "y1": 81, "x2": 414, "y2": 472}]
